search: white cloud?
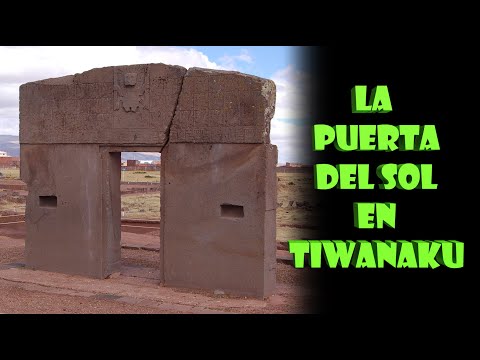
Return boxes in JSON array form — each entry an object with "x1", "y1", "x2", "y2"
[
  {"x1": 270, "y1": 64, "x2": 310, "y2": 120},
  {"x1": 270, "y1": 119, "x2": 315, "y2": 165},
  {"x1": 137, "y1": 152, "x2": 160, "y2": 158},
  {"x1": 219, "y1": 49, "x2": 254, "y2": 70},
  {"x1": 0, "y1": 46, "x2": 223, "y2": 137},
  {"x1": 135, "y1": 47, "x2": 221, "y2": 70},
  {"x1": 269, "y1": 64, "x2": 313, "y2": 164},
  {"x1": 0, "y1": 46, "x2": 221, "y2": 83},
  {"x1": 0, "y1": 47, "x2": 312, "y2": 164},
  {"x1": 0, "y1": 107, "x2": 18, "y2": 136},
  {"x1": 0, "y1": 118, "x2": 18, "y2": 136}
]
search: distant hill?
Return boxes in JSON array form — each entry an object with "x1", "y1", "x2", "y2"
[
  {"x1": 121, "y1": 152, "x2": 160, "y2": 162},
  {"x1": 0, "y1": 135, "x2": 20, "y2": 157},
  {"x1": 0, "y1": 135, "x2": 160, "y2": 161}
]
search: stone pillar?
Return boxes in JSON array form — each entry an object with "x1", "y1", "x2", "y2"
[
  {"x1": 21, "y1": 144, "x2": 105, "y2": 277},
  {"x1": 162, "y1": 68, "x2": 277, "y2": 298},
  {"x1": 161, "y1": 143, "x2": 277, "y2": 297}
]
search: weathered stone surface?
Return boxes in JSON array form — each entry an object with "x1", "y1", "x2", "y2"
[
  {"x1": 170, "y1": 67, "x2": 276, "y2": 144},
  {"x1": 19, "y1": 64, "x2": 186, "y2": 146},
  {"x1": 19, "y1": 63, "x2": 278, "y2": 298},
  {"x1": 21, "y1": 144, "x2": 105, "y2": 277},
  {"x1": 160, "y1": 143, "x2": 277, "y2": 297}
]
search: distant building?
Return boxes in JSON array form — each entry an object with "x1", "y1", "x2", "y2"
[
  {"x1": 0, "y1": 151, "x2": 7, "y2": 157},
  {"x1": 127, "y1": 159, "x2": 139, "y2": 166},
  {"x1": 0, "y1": 156, "x2": 20, "y2": 168},
  {"x1": 277, "y1": 162, "x2": 312, "y2": 173},
  {"x1": 286, "y1": 162, "x2": 308, "y2": 168},
  {"x1": 122, "y1": 159, "x2": 160, "y2": 172}
]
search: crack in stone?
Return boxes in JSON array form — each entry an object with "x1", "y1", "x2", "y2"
[
  {"x1": 18, "y1": 63, "x2": 278, "y2": 298},
  {"x1": 159, "y1": 71, "x2": 186, "y2": 153}
]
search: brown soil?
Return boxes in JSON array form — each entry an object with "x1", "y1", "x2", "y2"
[
  {"x1": 0, "y1": 281, "x2": 172, "y2": 314},
  {"x1": 0, "y1": 235, "x2": 316, "y2": 314}
]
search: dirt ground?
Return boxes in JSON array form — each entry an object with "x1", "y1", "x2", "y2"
[{"x1": 0, "y1": 231, "x2": 317, "y2": 314}]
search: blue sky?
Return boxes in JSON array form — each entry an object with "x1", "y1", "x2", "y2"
[
  {"x1": 0, "y1": 46, "x2": 312, "y2": 164},
  {"x1": 184, "y1": 46, "x2": 300, "y2": 78}
]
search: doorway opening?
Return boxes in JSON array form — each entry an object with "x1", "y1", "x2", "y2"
[{"x1": 119, "y1": 151, "x2": 161, "y2": 277}]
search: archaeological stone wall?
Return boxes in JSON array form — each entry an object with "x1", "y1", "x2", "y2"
[{"x1": 19, "y1": 63, "x2": 277, "y2": 298}]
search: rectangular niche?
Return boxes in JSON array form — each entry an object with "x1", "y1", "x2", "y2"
[
  {"x1": 39, "y1": 196, "x2": 57, "y2": 208},
  {"x1": 221, "y1": 204, "x2": 244, "y2": 218}
]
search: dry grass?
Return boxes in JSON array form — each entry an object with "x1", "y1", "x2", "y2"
[
  {"x1": 276, "y1": 173, "x2": 322, "y2": 242},
  {"x1": 121, "y1": 170, "x2": 160, "y2": 183},
  {"x1": 0, "y1": 168, "x2": 20, "y2": 180},
  {"x1": 0, "y1": 167, "x2": 161, "y2": 183},
  {"x1": 0, "y1": 168, "x2": 323, "y2": 242},
  {"x1": 0, "y1": 189, "x2": 26, "y2": 215},
  {"x1": 119, "y1": 172, "x2": 323, "y2": 242},
  {"x1": 122, "y1": 192, "x2": 160, "y2": 220},
  {"x1": 0, "y1": 168, "x2": 161, "y2": 183}
]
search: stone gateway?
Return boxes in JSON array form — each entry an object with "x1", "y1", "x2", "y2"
[{"x1": 19, "y1": 64, "x2": 277, "y2": 298}]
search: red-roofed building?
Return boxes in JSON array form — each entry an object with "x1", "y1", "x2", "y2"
[{"x1": 0, "y1": 156, "x2": 20, "y2": 168}]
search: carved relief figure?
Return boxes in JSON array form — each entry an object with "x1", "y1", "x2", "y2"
[{"x1": 113, "y1": 66, "x2": 151, "y2": 128}]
